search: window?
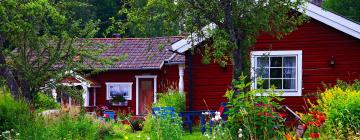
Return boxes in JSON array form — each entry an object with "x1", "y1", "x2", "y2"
[
  {"x1": 251, "y1": 51, "x2": 302, "y2": 96},
  {"x1": 106, "y1": 82, "x2": 132, "y2": 100}
]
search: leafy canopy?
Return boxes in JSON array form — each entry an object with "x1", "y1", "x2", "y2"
[
  {"x1": 0, "y1": 0, "x2": 119, "y2": 101},
  {"x1": 323, "y1": 0, "x2": 360, "y2": 23}
]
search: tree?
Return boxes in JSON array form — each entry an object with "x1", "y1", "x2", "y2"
[
  {"x1": 0, "y1": 0, "x2": 113, "y2": 102},
  {"x1": 323, "y1": 0, "x2": 360, "y2": 23},
  {"x1": 112, "y1": 0, "x2": 307, "y2": 84}
]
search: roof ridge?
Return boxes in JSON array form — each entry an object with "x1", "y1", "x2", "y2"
[{"x1": 89, "y1": 36, "x2": 184, "y2": 40}]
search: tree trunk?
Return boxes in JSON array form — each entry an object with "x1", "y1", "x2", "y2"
[
  {"x1": 19, "y1": 78, "x2": 32, "y2": 103},
  {"x1": 0, "y1": 52, "x2": 21, "y2": 100},
  {"x1": 0, "y1": 35, "x2": 21, "y2": 100},
  {"x1": 232, "y1": 39, "x2": 243, "y2": 81}
]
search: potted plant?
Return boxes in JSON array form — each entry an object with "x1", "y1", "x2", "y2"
[{"x1": 111, "y1": 95, "x2": 128, "y2": 106}]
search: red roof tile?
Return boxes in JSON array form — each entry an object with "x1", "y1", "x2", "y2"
[{"x1": 84, "y1": 36, "x2": 184, "y2": 70}]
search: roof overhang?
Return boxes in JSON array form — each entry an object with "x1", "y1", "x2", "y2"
[{"x1": 172, "y1": 2, "x2": 360, "y2": 53}]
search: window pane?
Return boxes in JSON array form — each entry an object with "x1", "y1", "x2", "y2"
[
  {"x1": 284, "y1": 57, "x2": 296, "y2": 67},
  {"x1": 270, "y1": 57, "x2": 282, "y2": 67},
  {"x1": 257, "y1": 79, "x2": 269, "y2": 89},
  {"x1": 256, "y1": 68, "x2": 269, "y2": 78},
  {"x1": 257, "y1": 57, "x2": 269, "y2": 67},
  {"x1": 283, "y1": 79, "x2": 296, "y2": 89},
  {"x1": 270, "y1": 79, "x2": 282, "y2": 89},
  {"x1": 270, "y1": 68, "x2": 282, "y2": 78},
  {"x1": 283, "y1": 68, "x2": 296, "y2": 78}
]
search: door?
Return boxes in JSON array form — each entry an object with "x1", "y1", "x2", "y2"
[{"x1": 139, "y1": 78, "x2": 154, "y2": 115}]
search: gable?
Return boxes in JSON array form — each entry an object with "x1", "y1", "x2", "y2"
[{"x1": 172, "y1": 2, "x2": 360, "y2": 53}]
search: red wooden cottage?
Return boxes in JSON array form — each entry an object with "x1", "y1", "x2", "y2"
[
  {"x1": 171, "y1": 3, "x2": 360, "y2": 111},
  {"x1": 59, "y1": 2, "x2": 360, "y2": 114}
]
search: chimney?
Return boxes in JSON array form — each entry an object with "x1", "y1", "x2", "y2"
[{"x1": 112, "y1": 33, "x2": 122, "y2": 38}]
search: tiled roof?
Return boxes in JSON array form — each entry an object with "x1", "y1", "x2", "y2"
[{"x1": 85, "y1": 36, "x2": 185, "y2": 70}]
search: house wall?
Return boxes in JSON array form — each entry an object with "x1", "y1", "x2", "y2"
[
  {"x1": 88, "y1": 64, "x2": 180, "y2": 114},
  {"x1": 185, "y1": 50, "x2": 233, "y2": 111},
  {"x1": 186, "y1": 19, "x2": 360, "y2": 111},
  {"x1": 254, "y1": 19, "x2": 360, "y2": 111}
]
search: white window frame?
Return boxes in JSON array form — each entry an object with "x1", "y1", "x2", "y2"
[
  {"x1": 106, "y1": 82, "x2": 133, "y2": 100},
  {"x1": 251, "y1": 50, "x2": 302, "y2": 96}
]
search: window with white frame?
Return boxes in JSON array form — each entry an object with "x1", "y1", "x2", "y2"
[
  {"x1": 106, "y1": 82, "x2": 132, "y2": 100},
  {"x1": 251, "y1": 51, "x2": 302, "y2": 96}
]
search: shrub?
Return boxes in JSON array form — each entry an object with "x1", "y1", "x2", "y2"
[
  {"x1": 33, "y1": 92, "x2": 60, "y2": 112},
  {"x1": 0, "y1": 93, "x2": 50, "y2": 139},
  {"x1": 153, "y1": 89, "x2": 185, "y2": 112},
  {"x1": 224, "y1": 75, "x2": 286, "y2": 139},
  {"x1": 316, "y1": 81, "x2": 360, "y2": 139},
  {"x1": 0, "y1": 91, "x2": 112, "y2": 140}
]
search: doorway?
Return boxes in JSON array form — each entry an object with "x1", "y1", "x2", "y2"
[{"x1": 136, "y1": 76, "x2": 157, "y2": 115}]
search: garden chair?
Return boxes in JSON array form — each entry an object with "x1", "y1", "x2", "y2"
[
  {"x1": 103, "y1": 110, "x2": 115, "y2": 120},
  {"x1": 151, "y1": 107, "x2": 176, "y2": 118},
  {"x1": 282, "y1": 105, "x2": 307, "y2": 138},
  {"x1": 203, "y1": 102, "x2": 229, "y2": 134}
]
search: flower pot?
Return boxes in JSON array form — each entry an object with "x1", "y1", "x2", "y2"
[
  {"x1": 310, "y1": 132, "x2": 320, "y2": 138},
  {"x1": 112, "y1": 101, "x2": 128, "y2": 106}
]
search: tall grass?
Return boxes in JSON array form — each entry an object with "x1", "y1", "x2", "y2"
[
  {"x1": 153, "y1": 89, "x2": 185, "y2": 112},
  {"x1": 0, "y1": 92, "x2": 111, "y2": 140}
]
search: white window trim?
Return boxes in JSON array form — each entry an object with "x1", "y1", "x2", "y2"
[
  {"x1": 106, "y1": 82, "x2": 133, "y2": 100},
  {"x1": 251, "y1": 50, "x2": 302, "y2": 96}
]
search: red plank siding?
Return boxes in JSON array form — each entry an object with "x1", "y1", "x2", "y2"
[
  {"x1": 185, "y1": 48, "x2": 233, "y2": 110},
  {"x1": 186, "y1": 19, "x2": 360, "y2": 112},
  {"x1": 254, "y1": 19, "x2": 360, "y2": 111}
]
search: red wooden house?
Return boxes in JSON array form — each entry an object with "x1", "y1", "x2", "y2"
[
  {"x1": 171, "y1": 3, "x2": 360, "y2": 111},
  {"x1": 59, "y1": 3, "x2": 360, "y2": 114}
]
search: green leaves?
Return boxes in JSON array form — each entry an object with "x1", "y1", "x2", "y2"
[{"x1": 225, "y1": 74, "x2": 286, "y2": 139}]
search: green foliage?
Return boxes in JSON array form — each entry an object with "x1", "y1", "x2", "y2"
[
  {"x1": 323, "y1": 0, "x2": 360, "y2": 22},
  {"x1": 48, "y1": 115, "x2": 102, "y2": 140},
  {"x1": 224, "y1": 75, "x2": 285, "y2": 139},
  {"x1": 153, "y1": 89, "x2": 185, "y2": 112},
  {"x1": 112, "y1": 0, "x2": 180, "y2": 37},
  {"x1": 33, "y1": 92, "x2": 60, "y2": 112},
  {"x1": 0, "y1": 91, "x2": 112, "y2": 140},
  {"x1": 315, "y1": 80, "x2": 360, "y2": 139},
  {"x1": 0, "y1": 0, "x2": 123, "y2": 103},
  {"x1": 144, "y1": 114, "x2": 183, "y2": 140}
]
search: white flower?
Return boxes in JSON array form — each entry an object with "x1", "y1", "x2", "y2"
[
  {"x1": 10, "y1": 129, "x2": 14, "y2": 131},
  {"x1": 202, "y1": 112, "x2": 210, "y2": 115},
  {"x1": 238, "y1": 128, "x2": 243, "y2": 138},
  {"x1": 146, "y1": 137, "x2": 150, "y2": 140},
  {"x1": 211, "y1": 118, "x2": 215, "y2": 122},
  {"x1": 137, "y1": 135, "x2": 141, "y2": 138},
  {"x1": 16, "y1": 133, "x2": 20, "y2": 136}
]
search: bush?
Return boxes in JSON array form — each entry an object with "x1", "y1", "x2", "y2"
[
  {"x1": 316, "y1": 81, "x2": 360, "y2": 139},
  {"x1": 224, "y1": 75, "x2": 286, "y2": 139},
  {"x1": 153, "y1": 89, "x2": 185, "y2": 112},
  {"x1": 0, "y1": 92, "x2": 112, "y2": 140},
  {"x1": 33, "y1": 92, "x2": 60, "y2": 112},
  {"x1": 0, "y1": 93, "x2": 50, "y2": 139}
]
